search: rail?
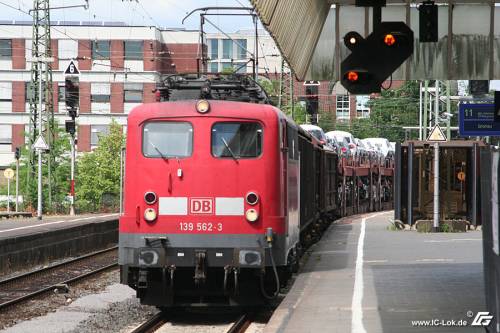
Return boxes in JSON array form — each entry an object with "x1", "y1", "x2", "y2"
[
  {"x1": 0, "y1": 246, "x2": 118, "y2": 311},
  {"x1": 227, "y1": 314, "x2": 252, "y2": 333},
  {"x1": 130, "y1": 311, "x2": 169, "y2": 333}
]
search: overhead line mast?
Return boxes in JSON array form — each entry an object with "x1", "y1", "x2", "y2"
[{"x1": 27, "y1": 0, "x2": 55, "y2": 213}]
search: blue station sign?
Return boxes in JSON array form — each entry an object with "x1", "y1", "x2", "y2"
[{"x1": 459, "y1": 103, "x2": 500, "y2": 136}]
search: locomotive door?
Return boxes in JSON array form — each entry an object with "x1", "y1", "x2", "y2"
[{"x1": 283, "y1": 120, "x2": 300, "y2": 254}]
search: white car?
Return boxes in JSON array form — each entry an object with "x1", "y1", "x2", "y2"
[
  {"x1": 389, "y1": 142, "x2": 396, "y2": 154},
  {"x1": 360, "y1": 139, "x2": 382, "y2": 159},
  {"x1": 300, "y1": 124, "x2": 328, "y2": 146},
  {"x1": 354, "y1": 138, "x2": 369, "y2": 158},
  {"x1": 363, "y1": 138, "x2": 392, "y2": 158},
  {"x1": 326, "y1": 130, "x2": 356, "y2": 154}
]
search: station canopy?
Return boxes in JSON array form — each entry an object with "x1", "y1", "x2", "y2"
[{"x1": 250, "y1": 0, "x2": 500, "y2": 81}]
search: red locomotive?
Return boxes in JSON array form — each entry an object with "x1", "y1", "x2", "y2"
[{"x1": 119, "y1": 75, "x2": 393, "y2": 307}]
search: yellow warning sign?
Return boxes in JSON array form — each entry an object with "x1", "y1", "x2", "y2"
[
  {"x1": 457, "y1": 171, "x2": 465, "y2": 181},
  {"x1": 427, "y1": 125, "x2": 447, "y2": 142},
  {"x1": 3, "y1": 168, "x2": 14, "y2": 179}
]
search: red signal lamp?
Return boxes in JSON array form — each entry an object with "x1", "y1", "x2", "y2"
[
  {"x1": 347, "y1": 71, "x2": 359, "y2": 82},
  {"x1": 383, "y1": 33, "x2": 397, "y2": 46}
]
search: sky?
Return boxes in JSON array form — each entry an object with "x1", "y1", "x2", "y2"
[{"x1": 0, "y1": 0, "x2": 257, "y2": 32}]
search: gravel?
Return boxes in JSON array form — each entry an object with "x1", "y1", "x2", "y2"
[
  {"x1": 0, "y1": 269, "x2": 120, "y2": 330},
  {"x1": 69, "y1": 297, "x2": 159, "y2": 333}
]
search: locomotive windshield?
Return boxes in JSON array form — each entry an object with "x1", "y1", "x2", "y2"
[
  {"x1": 143, "y1": 122, "x2": 193, "y2": 158},
  {"x1": 211, "y1": 122, "x2": 262, "y2": 159}
]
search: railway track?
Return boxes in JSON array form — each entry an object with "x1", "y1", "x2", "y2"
[
  {"x1": 130, "y1": 311, "x2": 169, "y2": 333},
  {"x1": 131, "y1": 312, "x2": 253, "y2": 333},
  {"x1": 0, "y1": 246, "x2": 118, "y2": 311},
  {"x1": 226, "y1": 314, "x2": 252, "y2": 333}
]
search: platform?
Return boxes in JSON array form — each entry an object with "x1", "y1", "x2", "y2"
[
  {"x1": 265, "y1": 211, "x2": 486, "y2": 333},
  {"x1": 0, "y1": 213, "x2": 119, "y2": 277}
]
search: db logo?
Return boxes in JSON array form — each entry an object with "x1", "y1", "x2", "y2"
[{"x1": 189, "y1": 198, "x2": 213, "y2": 214}]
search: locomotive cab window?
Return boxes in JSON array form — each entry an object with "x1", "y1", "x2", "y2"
[
  {"x1": 143, "y1": 122, "x2": 193, "y2": 158},
  {"x1": 212, "y1": 122, "x2": 262, "y2": 158}
]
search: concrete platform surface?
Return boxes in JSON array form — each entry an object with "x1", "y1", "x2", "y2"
[
  {"x1": 0, "y1": 213, "x2": 119, "y2": 240},
  {"x1": 265, "y1": 211, "x2": 486, "y2": 333}
]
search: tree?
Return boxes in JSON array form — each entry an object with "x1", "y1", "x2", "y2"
[
  {"x1": 258, "y1": 77, "x2": 280, "y2": 107},
  {"x1": 76, "y1": 121, "x2": 124, "y2": 212},
  {"x1": 364, "y1": 81, "x2": 420, "y2": 141},
  {"x1": 349, "y1": 118, "x2": 379, "y2": 138},
  {"x1": 1, "y1": 127, "x2": 72, "y2": 213},
  {"x1": 318, "y1": 108, "x2": 336, "y2": 132},
  {"x1": 258, "y1": 77, "x2": 309, "y2": 124}
]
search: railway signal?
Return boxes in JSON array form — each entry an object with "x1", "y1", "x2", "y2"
[
  {"x1": 65, "y1": 77, "x2": 79, "y2": 111},
  {"x1": 64, "y1": 75, "x2": 79, "y2": 216},
  {"x1": 341, "y1": 22, "x2": 414, "y2": 94},
  {"x1": 419, "y1": 1, "x2": 438, "y2": 42},
  {"x1": 304, "y1": 81, "x2": 319, "y2": 124}
]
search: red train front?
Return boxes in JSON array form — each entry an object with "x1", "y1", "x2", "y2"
[{"x1": 119, "y1": 90, "x2": 300, "y2": 306}]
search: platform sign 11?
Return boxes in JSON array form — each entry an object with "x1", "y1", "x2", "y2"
[
  {"x1": 495, "y1": 91, "x2": 500, "y2": 123},
  {"x1": 459, "y1": 103, "x2": 500, "y2": 136}
]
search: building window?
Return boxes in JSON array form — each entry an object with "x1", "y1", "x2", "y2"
[
  {"x1": 91, "y1": 83, "x2": 111, "y2": 103},
  {"x1": 0, "y1": 82, "x2": 12, "y2": 102},
  {"x1": 209, "y1": 62, "x2": 218, "y2": 73},
  {"x1": 0, "y1": 124, "x2": 11, "y2": 144},
  {"x1": 222, "y1": 39, "x2": 232, "y2": 59},
  {"x1": 357, "y1": 109, "x2": 370, "y2": 118},
  {"x1": 91, "y1": 125, "x2": 109, "y2": 147},
  {"x1": 58, "y1": 39, "x2": 78, "y2": 60},
  {"x1": 58, "y1": 84, "x2": 65, "y2": 103},
  {"x1": 356, "y1": 95, "x2": 370, "y2": 118},
  {"x1": 221, "y1": 62, "x2": 233, "y2": 72},
  {"x1": 25, "y1": 82, "x2": 46, "y2": 103},
  {"x1": 92, "y1": 40, "x2": 110, "y2": 60},
  {"x1": 25, "y1": 82, "x2": 33, "y2": 102},
  {"x1": 0, "y1": 39, "x2": 12, "y2": 58},
  {"x1": 336, "y1": 95, "x2": 350, "y2": 119},
  {"x1": 209, "y1": 39, "x2": 218, "y2": 60},
  {"x1": 234, "y1": 63, "x2": 247, "y2": 73},
  {"x1": 124, "y1": 41, "x2": 143, "y2": 60},
  {"x1": 236, "y1": 39, "x2": 247, "y2": 60},
  {"x1": 124, "y1": 83, "x2": 143, "y2": 103}
]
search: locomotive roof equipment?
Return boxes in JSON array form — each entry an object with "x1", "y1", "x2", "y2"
[{"x1": 156, "y1": 74, "x2": 270, "y2": 105}]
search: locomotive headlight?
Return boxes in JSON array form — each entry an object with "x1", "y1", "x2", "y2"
[
  {"x1": 196, "y1": 99, "x2": 210, "y2": 114},
  {"x1": 144, "y1": 191, "x2": 157, "y2": 205},
  {"x1": 144, "y1": 208, "x2": 157, "y2": 222},
  {"x1": 245, "y1": 208, "x2": 259, "y2": 223},
  {"x1": 246, "y1": 192, "x2": 259, "y2": 205}
]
